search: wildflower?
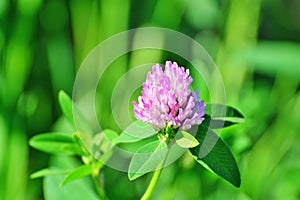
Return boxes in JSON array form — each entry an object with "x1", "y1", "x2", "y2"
[{"x1": 133, "y1": 61, "x2": 205, "y2": 141}]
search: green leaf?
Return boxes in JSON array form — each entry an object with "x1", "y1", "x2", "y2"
[
  {"x1": 118, "y1": 135, "x2": 158, "y2": 153},
  {"x1": 206, "y1": 103, "x2": 244, "y2": 120},
  {"x1": 61, "y1": 165, "x2": 94, "y2": 186},
  {"x1": 58, "y1": 90, "x2": 93, "y2": 136},
  {"x1": 189, "y1": 125, "x2": 241, "y2": 187},
  {"x1": 115, "y1": 133, "x2": 142, "y2": 144},
  {"x1": 128, "y1": 139, "x2": 167, "y2": 180},
  {"x1": 43, "y1": 156, "x2": 98, "y2": 200},
  {"x1": 202, "y1": 115, "x2": 237, "y2": 129},
  {"x1": 204, "y1": 104, "x2": 244, "y2": 129},
  {"x1": 115, "y1": 121, "x2": 158, "y2": 153},
  {"x1": 175, "y1": 131, "x2": 199, "y2": 148},
  {"x1": 30, "y1": 168, "x2": 71, "y2": 179},
  {"x1": 29, "y1": 133, "x2": 85, "y2": 155},
  {"x1": 58, "y1": 91, "x2": 75, "y2": 128},
  {"x1": 115, "y1": 121, "x2": 155, "y2": 144}
]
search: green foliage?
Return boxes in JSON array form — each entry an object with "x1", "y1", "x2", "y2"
[
  {"x1": 30, "y1": 168, "x2": 71, "y2": 179},
  {"x1": 29, "y1": 133, "x2": 85, "y2": 156},
  {"x1": 117, "y1": 135, "x2": 158, "y2": 153},
  {"x1": 202, "y1": 104, "x2": 244, "y2": 129},
  {"x1": 115, "y1": 121, "x2": 155, "y2": 144},
  {"x1": 128, "y1": 140, "x2": 167, "y2": 180},
  {"x1": 115, "y1": 121, "x2": 158, "y2": 153},
  {"x1": 175, "y1": 131, "x2": 199, "y2": 148},
  {"x1": 189, "y1": 126, "x2": 241, "y2": 187},
  {"x1": 2, "y1": 0, "x2": 299, "y2": 199},
  {"x1": 29, "y1": 92, "x2": 116, "y2": 200},
  {"x1": 206, "y1": 103, "x2": 244, "y2": 122},
  {"x1": 58, "y1": 91, "x2": 76, "y2": 129},
  {"x1": 124, "y1": 103, "x2": 243, "y2": 187},
  {"x1": 30, "y1": 89, "x2": 244, "y2": 197},
  {"x1": 187, "y1": 103, "x2": 244, "y2": 187},
  {"x1": 43, "y1": 156, "x2": 99, "y2": 200},
  {"x1": 58, "y1": 90, "x2": 93, "y2": 134},
  {"x1": 61, "y1": 165, "x2": 94, "y2": 186}
]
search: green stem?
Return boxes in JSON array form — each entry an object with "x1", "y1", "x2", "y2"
[
  {"x1": 141, "y1": 140, "x2": 171, "y2": 200},
  {"x1": 92, "y1": 171, "x2": 107, "y2": 200},
  {"x1": 141, "y1": 165, "x2": 163, "y2": 200}
]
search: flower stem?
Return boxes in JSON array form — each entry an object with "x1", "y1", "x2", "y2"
[
  {"x1": 141, "y1": 169, "x2": 163, "y2": 200},
  {"x1": 141, "y1": 161, "x2": 164, "y2": 200}
]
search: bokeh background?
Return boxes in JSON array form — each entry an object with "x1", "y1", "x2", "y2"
[{"x1": 1, "y1": 0, "x2": 300, "y2": 199}]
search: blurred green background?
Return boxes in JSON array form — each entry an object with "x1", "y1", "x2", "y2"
[{"x1": 1, "y1": 0, "x2": 300, "y2": 199}]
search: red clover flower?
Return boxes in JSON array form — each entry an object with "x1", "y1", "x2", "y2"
[{"x1": 133, "y1": 61, "x2": 206, "y2": 141}]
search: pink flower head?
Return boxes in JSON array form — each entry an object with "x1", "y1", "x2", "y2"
[{"x1": 133, "y1": 61, "x2": 206, "y2": 132}]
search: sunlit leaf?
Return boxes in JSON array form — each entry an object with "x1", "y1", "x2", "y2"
[
  {"x1": 189, "y1": 125, "x2": 241, "y2": 187},
  {"x1": 128, "y1": 139, "x2": 167, "y2": 180},
  {"x1": 175, "y1": 131, "x2": 199, "y2": 148}
]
